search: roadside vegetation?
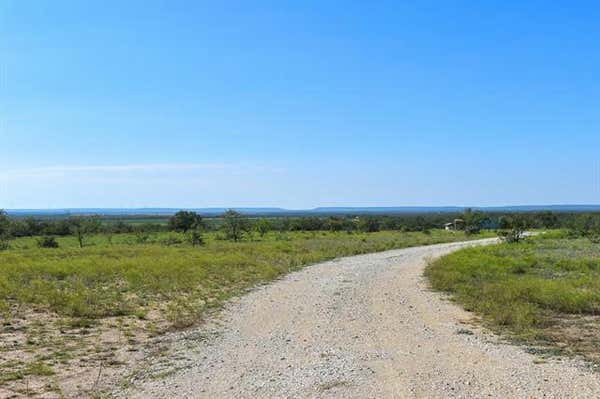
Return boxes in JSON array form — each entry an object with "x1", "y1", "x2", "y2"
[{"x1": 426, "y1": 214, "x2": 600, "y2": 365}]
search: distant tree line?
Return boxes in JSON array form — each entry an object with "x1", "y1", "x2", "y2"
[{"x1": 0, "y1": 208, "x2": 599, "y2": 249}]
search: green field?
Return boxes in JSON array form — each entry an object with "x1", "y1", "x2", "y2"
[
  {"x1": 0, "y1": 229, "x2": 493, "y2": 393},
  {"x1": 1, "y1": 230, "x2": 494, "y2": 323},
  {"x1": 425, "y1": 233, "x2": 600, "y2": 362}
]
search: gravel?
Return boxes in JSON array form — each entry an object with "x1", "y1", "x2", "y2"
[{"x1": 113, "y1": 238, "x2": 600, "y2": 398}]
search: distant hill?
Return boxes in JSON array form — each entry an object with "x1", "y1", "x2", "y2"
[
  {"x1": 5, "y1": 208, "x2": 288, "y2": 217},
  {"x1": 311, "y1": 205, "x2": 600, "y2": 214},
  {"x1": 5, "y1": 205, "x2": 600, "y2": 217}
]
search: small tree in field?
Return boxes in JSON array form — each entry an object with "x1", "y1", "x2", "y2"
[
  {"x1": 255, "y1": 218, "x2": 272, "y2": 238},
  {"x1": 222, "y1": 210, "x2": 249, "y2": 241},
  {"x1": 69, "y1": 215, "x2": 102, "y2": 248},
  {"x1": 169, "y1": 211, "x2": 203, "y2": 233},
  {"x1": 0, "y1": 209, "x2": 10, "y2": 250},
  {"x1": 462, "y1": 208, "x2": 487, "y2": 235}
]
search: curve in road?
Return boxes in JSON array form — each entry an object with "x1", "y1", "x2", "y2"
[{"x1": 116, "y1": 238, "x2": 600, "y2": 398}]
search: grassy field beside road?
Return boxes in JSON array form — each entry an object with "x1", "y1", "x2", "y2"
[
  {"x1": 426, "y1": 233, "x2": 600, "y2": 363},
  {"x1": 0, "y1": 229, "x2": 492, "y2": 396}
]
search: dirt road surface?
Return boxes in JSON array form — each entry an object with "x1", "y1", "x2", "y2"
[{"x1": 114, "y1": 239, "x2": 600, "y2": 398}]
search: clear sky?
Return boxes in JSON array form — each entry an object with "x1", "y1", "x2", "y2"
[{"x1": 1, "y1": 1, "x2": 599, "y2": 209}]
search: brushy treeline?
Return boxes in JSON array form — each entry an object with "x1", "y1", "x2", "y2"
[{"x1": 2, "y1": 208, "x2": 599, "y2": 240}]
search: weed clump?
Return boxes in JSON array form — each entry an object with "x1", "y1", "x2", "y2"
[{"x1": 37, "y1": 236, "x2": 59, "y2": 248}]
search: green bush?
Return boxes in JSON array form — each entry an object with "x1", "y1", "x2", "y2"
[
  {"x1": 498, "y1": 228, "x2": 525, "y2": 243},
  {"x1": 36, "y1": 236, "x2": 59, "y2": 248},
  {"x1": 188, "y1": 229, "x2": 204, "y2": 247},
  {"x1": 0, "y1": 239, "x2": 9, "y2": 251}
]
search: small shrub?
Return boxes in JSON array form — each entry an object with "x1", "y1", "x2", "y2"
[
  {"x1": 26, "y1": 361, "x2": 55, "y2": 376},
  {"x1": 0, "y1": 239, "x2": 9, "y2": 251},
  {"x1": 188, "y1": 229, "x2": 205, "y2": 247},
  {"x1": 37, "y1": 236, "x2": 59, "y2": 248},
  {"x1": 498, "y1": 229, "x2": 525, "y2": 243},
  {"x1": 135, "y1": 231, "x2": 150, "y2": 244}
]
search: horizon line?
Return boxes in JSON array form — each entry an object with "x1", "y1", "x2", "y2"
[{"x1": 4, "y1": 204, "x2": 600, "y2": 212}]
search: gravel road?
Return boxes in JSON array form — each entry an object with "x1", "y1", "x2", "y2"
[{"x1": 115, "y1": 239, "x2": 600, "y2": 398}]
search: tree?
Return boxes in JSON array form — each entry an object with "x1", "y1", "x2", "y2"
[
  {"x1": 462, "y1": 208, "x2": 487, "y2": 235},
  {"x1": 359, "y1": 217, "x2": 381, "y2": 233},
  {"x1": 326, "y1": 216, "x2": 345, "y2": 232},
  {"x1": 569, "y1": 214, "x2": 600, "y2": 243},
  {"x1": 169, "y1": 211, "x2": 203, "y2": 233},
  {"x1": 222, "y1": 210, "x2": 249, "y2": 241},
  {"x1": 0, "y1": 210, "x2": 9, "y2": 237},
  {"x1": 69, "y1": 215, "x2": 102, "y2": 248},
  {"x1": 537, "y1": 211, "x2": 559, "y2": 229},
  {"x1": 255, "y1": 218, "x2": 272, "y2": 237},
  {"x1": 0, "y1": 209, "x2": 10, "y2": 250}
]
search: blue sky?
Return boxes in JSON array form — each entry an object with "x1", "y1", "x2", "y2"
[{"x1": 1, "y1": 1, "x2": 599, "y2": 209}]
